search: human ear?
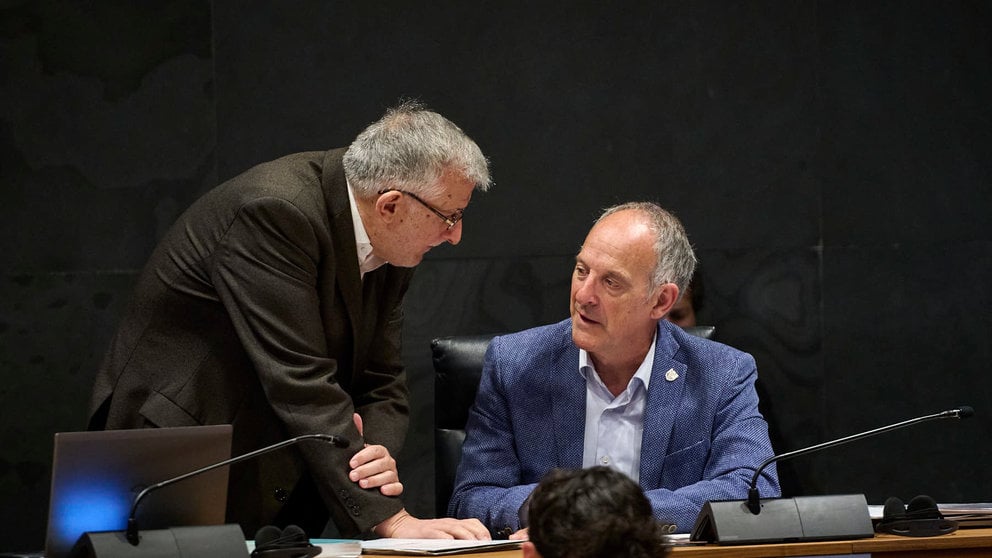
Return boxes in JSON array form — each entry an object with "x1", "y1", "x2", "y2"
[
  {"x1": 651, "y1": 283, "x2": 679, "y2": 320},
  {"x1": 375, "y1": 190, "x2": 402, "y2": 222}
]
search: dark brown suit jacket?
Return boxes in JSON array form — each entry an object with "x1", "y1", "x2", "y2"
[{"x1": 89, "y1": 148, "x2": 413, "y2": 537}]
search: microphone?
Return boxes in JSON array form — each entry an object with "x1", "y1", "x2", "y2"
[
  {"x1": 745, "y1": 406, "x2": 974, "y2": 514},
  {"x1": 691, "y1": 406, "x2": 974, "y2": 545},
  {"x1": 74, "y1": 433, "x2": 349, "y2": 558},
  {"x1": 126, "y1": 433, "x2": 348, "y2": 544}
]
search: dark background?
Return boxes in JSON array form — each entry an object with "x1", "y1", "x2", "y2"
[{"x1": 2, "y1": 0, "x2": 990, "y2": 551}]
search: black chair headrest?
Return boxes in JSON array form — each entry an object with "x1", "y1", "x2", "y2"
[{"x1": 432, "y1": 334, "x2": 496, "y2": 429}]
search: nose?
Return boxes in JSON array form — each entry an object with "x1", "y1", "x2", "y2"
[
  {"x1": 573, "y1": 276, "x2": 597, "y2": 306},
  {"x1": 444, "y1": 220, "x2": 463, "y2": 245}
]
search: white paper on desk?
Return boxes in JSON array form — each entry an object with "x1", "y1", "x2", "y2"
[{"x1": 360, "y1": 538, "x2": 523, "y2": 555}]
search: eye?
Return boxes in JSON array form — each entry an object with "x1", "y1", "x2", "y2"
[{"x1": 574, "y1": 264, "x2": 588, "y2": 278}]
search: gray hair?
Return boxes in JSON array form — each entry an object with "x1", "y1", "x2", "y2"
[
  {"x1": 343, "y1": 100, "x2": 491, "y2": 198},
  {"x1": 597, "y1": 202, "x2": 697, "y2": 295}
]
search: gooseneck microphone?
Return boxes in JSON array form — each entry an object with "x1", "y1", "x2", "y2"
[
  {"x1": 125, "y1": 433, "x2": 349, "y2": 546},
  {"x1": 691, "y1": 406, "x2": 975, "y2": 545},
  {"x1": 745, "y1": 406, "x2": 974, "y2": 515}
]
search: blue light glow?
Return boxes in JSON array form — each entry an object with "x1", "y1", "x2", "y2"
[{"x1": 51, "y1": 480, "x2": 130, "y2": 545}]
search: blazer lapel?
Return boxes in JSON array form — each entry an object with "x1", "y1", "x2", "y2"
[
  {"x1": 320, "y1": 149, "x2": 364, "y2": 359},
  {"x1": 550, "y1": 332, "x2": 585, "y2": 469},
  {"x1": 639, "y1": 323, "x2": 688, "y2": 488}
]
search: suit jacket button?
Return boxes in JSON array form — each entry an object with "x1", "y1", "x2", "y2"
[
  {"x1": 274, "y1": 488, "x2": 289, "y2": 502},
  {"x1": 350, "y1": 505, "x2": 361, "y2": 516}
]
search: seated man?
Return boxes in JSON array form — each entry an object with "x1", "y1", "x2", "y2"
[
  {"x1": 449, "y1": 201, "x2": 779, "y2": 535},
  {"x1": 523, "y1": 466, "x2": 670, "y2": 558}
]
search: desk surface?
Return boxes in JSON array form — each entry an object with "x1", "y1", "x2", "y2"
[{"x1": 362, "y1": 528, "x2": 992, "y2": 558}]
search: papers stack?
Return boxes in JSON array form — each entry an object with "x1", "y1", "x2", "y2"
[{"x1": 360, "y1": 539, "x2": 523, "y2": 556}]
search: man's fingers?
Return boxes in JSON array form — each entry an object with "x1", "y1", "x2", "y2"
[
  {"x1": 378, "y1": 480, "x2": 404, "y2": 496},
  {"x1": 407, "y1": 519, "x2": 490, "y2": 540},
  {"x1": 353, "y1": 412, "x2": 364, "y2": 437},
  {"x1": 356, "y1": 469, "x2": 400, "y2": 489},
  {"x1": 349, "y1": 444, "x2": 389, "y2": 469},
  {"x1": 428, "y1": 518, "x2": 490, "y2": 540},
  {"x1": 375, "y1": 514, "x2": 491, "y2": 540},
  {"x1": 349, "y1": 444, "x2": 400, "y2": 493}
]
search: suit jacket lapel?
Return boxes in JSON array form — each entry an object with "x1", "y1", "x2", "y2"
[
  {"x1": 550, "y1": 328, "x2": 585, "y2": 469},
  {"x1": 321, "y1": 149, "x2": 368, "y2": 383},
  {"x1": 639, "y1": 323, "x2": 687, "y2": 488},
  {"x1": 320, "y1": 148, "x2": 364, "y2": 355}
]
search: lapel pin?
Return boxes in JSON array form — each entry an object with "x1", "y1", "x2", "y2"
[{"x1": 665, "y1": 368, "x2": 679, "y2": 382}]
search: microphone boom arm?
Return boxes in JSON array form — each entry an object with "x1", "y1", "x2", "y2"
[
  {"x1": 127, "y1": 433, "x2": 349, "y2": 545},
  {"x1": 746, "y1": 407, "x2": 973, "y2": 514}
]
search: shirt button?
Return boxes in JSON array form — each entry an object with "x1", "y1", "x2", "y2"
[{"x1": 600, "y1": 456, "x2": 610, "y2": 465}]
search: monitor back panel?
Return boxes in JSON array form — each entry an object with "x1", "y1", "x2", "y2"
[{"x1": 44, "y1": 424, "x2": 233, "y2": 558}]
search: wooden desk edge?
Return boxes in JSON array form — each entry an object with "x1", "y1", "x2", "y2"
[
  {"x1": 363, "y1": 529, "x2": 992, "y2": 558},
  {"x1": 670, "y1": 527, "x2": 992, "y2": 557}
]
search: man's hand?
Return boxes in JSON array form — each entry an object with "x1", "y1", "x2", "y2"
[
  {"x1": 373, "y1": 509, "x2": 491, "y2": 540},
  {"x1": 350, "y1": 413, "x2": 403, "y2": 496},
  {"x1": 509, "y1": 527, "x2": 528, "y2": 540}
]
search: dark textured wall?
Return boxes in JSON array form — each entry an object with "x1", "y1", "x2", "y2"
[{"x1": 2, "y1": 1, "x2": 990, "y2": 551}]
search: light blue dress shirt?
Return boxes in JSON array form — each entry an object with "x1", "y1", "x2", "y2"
[{"x1": 579, "y1": 334, "x2": 656, "y2": 481}]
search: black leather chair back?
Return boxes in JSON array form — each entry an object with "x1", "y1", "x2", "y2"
[
  {"x1": 430, "y1": 325, "x2": 715, "y2": 517},
  {"x1": 432, "y1": 334, "x2": 496, "y2": 517}
]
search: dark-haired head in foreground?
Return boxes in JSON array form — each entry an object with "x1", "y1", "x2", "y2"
[{"x1": 523, "y1": 467, "x2": 670, "y2": 558}]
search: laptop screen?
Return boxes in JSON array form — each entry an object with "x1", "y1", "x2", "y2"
[{"x1": 44, "y1": 425, "x2": 233, "y2": 558}]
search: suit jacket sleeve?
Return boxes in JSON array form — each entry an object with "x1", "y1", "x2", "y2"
[
  {"x1": 448, "y1": 336, "x2": 539, "y2": 534},
  {"x1": 211, "y1": 195, "x2": 406, "y2": 534}
]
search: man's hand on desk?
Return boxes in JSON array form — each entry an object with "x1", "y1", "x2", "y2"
[
  {"x1": 350, "y1": 413, "x2": 403, "y2": 496},
  {"x1": 373, "y1": 509, "x2": 492, "y2": 540},
  {"x1": 350, "y1": 414, "x2": 489, "y2": 540},
  {"x1": 509, "y1": 527, "x2": 528, "y2": 540}
]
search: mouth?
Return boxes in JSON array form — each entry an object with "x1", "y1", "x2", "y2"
[{"x1": 574, "y1": 308, "x2": 600, "y2": 326}]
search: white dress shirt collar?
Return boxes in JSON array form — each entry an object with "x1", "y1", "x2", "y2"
[
  {"x1": 577, "y1": 334, "x2": 656, "y2": 391},
  {"x1": 346, "y1": 181, "x2": 386, "y2": 278}
]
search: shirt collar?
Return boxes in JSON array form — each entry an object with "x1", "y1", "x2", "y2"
[
  {"x1": 578, "y1": 331, "x2": 657, "y2": 391},
  {"x1": 347, "y1": 181, "x2": 386, "y2": 276}
]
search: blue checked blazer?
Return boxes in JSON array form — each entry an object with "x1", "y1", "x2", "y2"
[{"x1": 448, "y1": 318, "x2": 780, "y2": 534}]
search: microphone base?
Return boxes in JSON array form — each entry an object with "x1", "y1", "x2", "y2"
[
  {"x1": 690, "y1": 494, "x2": 874, "y2": 545},
  {"x1": 71, "y1": 524, "x2": 248, "y2": 558}
]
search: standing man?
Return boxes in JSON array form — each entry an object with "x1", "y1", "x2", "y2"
[
  {"x1": 89, "y1": 101, "x2": 490, "y2": 539},
  {"x1": 449, "y1": 202, "x2": 779, "y2": 535}
]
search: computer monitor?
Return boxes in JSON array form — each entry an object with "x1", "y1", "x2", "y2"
[{"x1": 44, "y1": 425, "x2": 232, "y2": 558}]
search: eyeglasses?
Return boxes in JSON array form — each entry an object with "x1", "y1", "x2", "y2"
[{"x1": 379, "y1": 189, "x2": 464, "y2": 230}]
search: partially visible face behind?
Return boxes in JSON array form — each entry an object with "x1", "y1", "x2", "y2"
[
  {"x1": 570, "y1": 209, "x2": 672, "y2": 365},
  {"x1": 665, "y1": 285, "x2": 696, "y2": 328},
  {"x1": 382, "y1": 167, "x2": 475, "y2": 267}
]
